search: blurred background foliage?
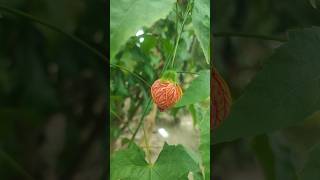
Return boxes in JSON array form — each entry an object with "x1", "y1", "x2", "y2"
[
  {"x1": 213, "y1": 0, "x2": 320, "y2": 179},
  {"x1": 0, "y1": 0, "x2": 107, "y2": 179}
]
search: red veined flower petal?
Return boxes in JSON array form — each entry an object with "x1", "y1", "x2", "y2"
[
  {"x1": 150, "y1": 79, "x2": 183, "y2": 111},
  {"x1": 211, "y1": 67, "x2": 232, "y2": 129}
]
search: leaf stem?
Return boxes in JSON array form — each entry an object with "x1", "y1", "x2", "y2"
[
  {"x1": 0, "y1": 4, "x2": 108, "y2": 62},
  {"x1": 212, "y1": 32, "x2": 288, "y2": 42}
]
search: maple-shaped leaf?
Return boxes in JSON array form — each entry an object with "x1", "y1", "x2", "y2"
[
  {"x1": 110, "y1": 143, "x2": 201, "y2": 180},
  {"x1": 211, "y1": 67, "x2": 232, "y2": 128}
]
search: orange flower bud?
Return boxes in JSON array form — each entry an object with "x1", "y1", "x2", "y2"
[{"x1": 150, "y1": 70, "x2": 183, "y2": 111}]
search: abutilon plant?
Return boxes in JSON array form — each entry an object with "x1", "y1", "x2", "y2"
[
  {"x1": 211, "y1": 66, "x2": 232, "y2": 128},
  {"x1": 150, "y1": 70, "x2": 183, "y2": 111}
]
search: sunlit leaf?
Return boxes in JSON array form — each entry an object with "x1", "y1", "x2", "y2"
[
  {"x1": 110, "y1": 0, "x2": 175, "y2": 60},
  {"x1": 110, "y1": 143, "x2": 200, "y2": 180}
]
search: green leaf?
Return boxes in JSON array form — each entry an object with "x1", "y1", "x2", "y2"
[
  {"x1": 111, "y1": 143, "x2": 200, "y2": 180},
  {"x1": 214, "y1": 27, "x2": 320, "y2": 144},
  {"x1": 199, "y1": 110, "x2": 210, "y2": 179},
  {"x1": 299, "y1": 143, "x2": 320, "y2": 180},
  {"x1": 175, "y1": 70, "x2": 210, "y2": 107},
  {"x1": 110, "y1": 0, "x2": 175, "y2": 60},
  {"x1": 192, "y1": 0, "x2": 210, "y2": 64}
]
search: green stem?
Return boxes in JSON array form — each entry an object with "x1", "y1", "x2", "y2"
[
  {"x1": 130, "y1": 99, "x2": 152, "y2": 143},
  {"x1": 110, "y1": 109, "x2": 122, "y2": 121},
  {"x1": 142, "y1": 125, "x2": 152, "y2": 164},
  {"x1": 171, "y1": 2, "x2": 192, "y2": 68},
  {"x1": 0, "y1": 149, "x2": 35, "y2": 180},
  {"x1": 0, "y1": 4, "x2": 108, "y2": 62},
  {"x1": 212, "y1": 32, "x2": 287, "y2": 42}
]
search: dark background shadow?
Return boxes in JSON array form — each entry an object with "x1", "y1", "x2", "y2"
[{"x1": 0, "y1": 0, "x2": 107, "y2": 179}]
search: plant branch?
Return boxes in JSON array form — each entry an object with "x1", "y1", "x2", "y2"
[
  {"x1": 212, "y1": 32, "x2": 288, "y2": 42},
  {"x1": 0, "y1": 4, "x2": 108, "y2": 62}
]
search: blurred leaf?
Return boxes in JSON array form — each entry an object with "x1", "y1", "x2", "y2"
[
  {"x1": 199, "y1": 110, "x2": 210, "y2": 179},
  {"x1": 211, "y1": 67, "x2": 232, "y2": 128},
  {"x1": 140, "y1": 35, "x2": 157, "y2": 54},
  {"x1": 309, "y1": 0, "x2": 319, "y2": 8},
  {"x1": 120, "y1": 51, "x2": 138, "y2": 72},
  {"x1": 192, "y1": 0, "x2": 210, "y2": 64},
  {"x1": 175, "y1": 70, "x2": 210, "y2": 107},
  {"x1": 215, "y1": 27, "x2": 320, "y2": 143},
  {"x1": 110, "y1": 0, "x2": 175, "y2": 60},
  {"x1": 110, "y1": 143, "x2": 200, "y2": 180},
  {"x1": 251, "y1": 135, "x2": 276, "y2": 180},
  {"x1": 299, "y1": 143, "x2": 320, "y2": 180},
  {"x1": 270, "y1": 134, "x2": 298, "y2": 180}
]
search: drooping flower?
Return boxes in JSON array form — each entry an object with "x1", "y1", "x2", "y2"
[
  {"x1": 211, "y1": 67, "x2": 232, "y2": 128},
  {"x1": 150, "y1": 70, "x2": 183, "y2": 111}
]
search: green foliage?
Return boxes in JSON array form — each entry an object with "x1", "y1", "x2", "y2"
[
  {"x1": 111, "y1": 143, "x2": 200, "y2": 180},
  {"x1": 110, "y1": 0, "x2": 175, "y2": 60},
  {"x1": 192, "y1": 0, "x2": 210, "y2": 64},
  {"x1": 215, "y1": 27, "x2": 320, "y2": 144},
  {"x1": 175, "y1": 70, "x2": 210, "y2": 107},
  {"x1": 251, "y1": 135, "x2": 276, "y2": 180}
]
